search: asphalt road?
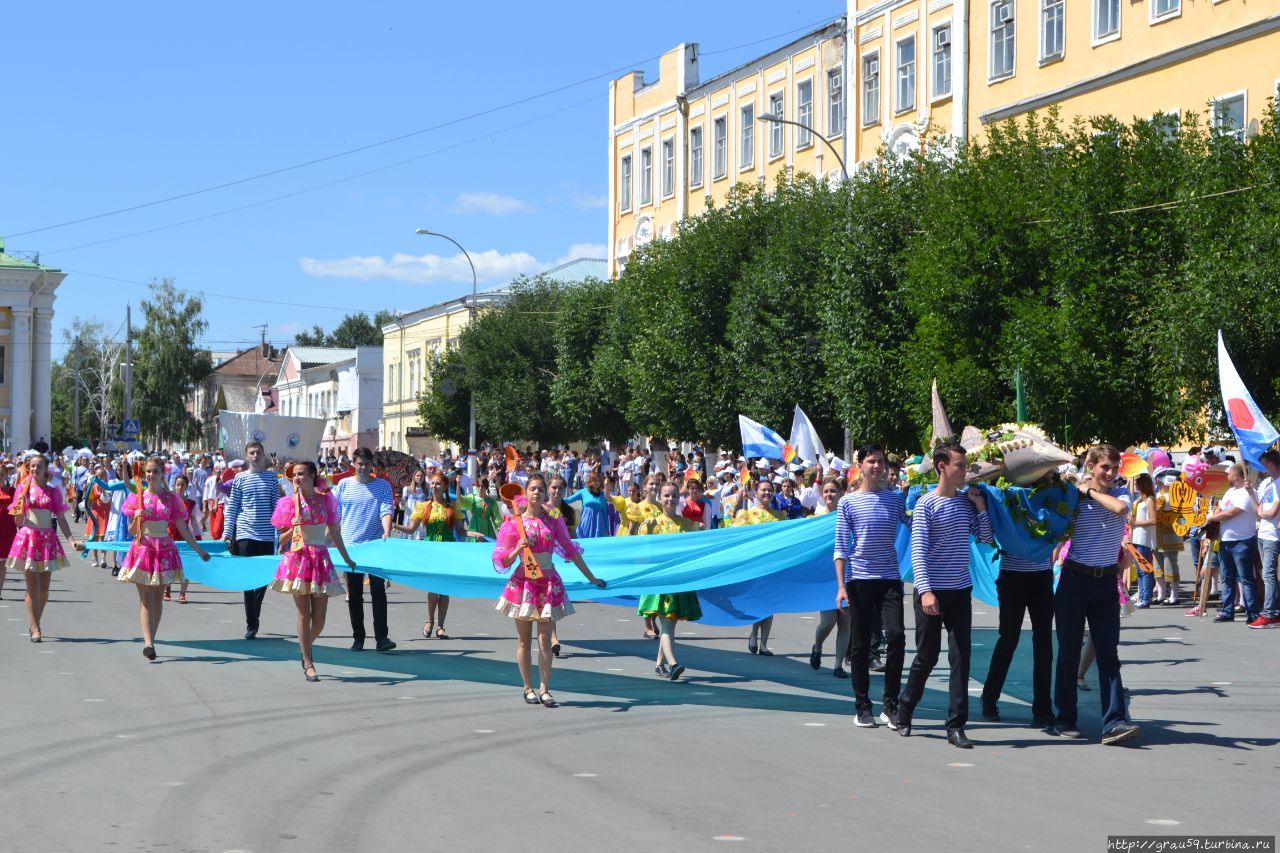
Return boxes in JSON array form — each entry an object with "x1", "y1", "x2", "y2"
[{"x1": 2, "y1": 562, "x2": 1275, "y2": 853}]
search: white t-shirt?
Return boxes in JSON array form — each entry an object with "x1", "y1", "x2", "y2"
[
  {"x1": 1257, "y1": 477, "x2": 1277, "y2": 542},
  {"x1": 1131, "y1": 497, "x2": 1156, "y2": 549},
  {"x1": 1218, "y1": 486, "x2": 1258, "y2": 541}
]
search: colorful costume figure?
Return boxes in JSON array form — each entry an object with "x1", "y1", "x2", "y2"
[
  {"x1": 409, "y1": 499, "x2": 459, "y2": 542},
  {"x1": 0, "y1": 486, "x2": 16, "y2": 560},
  {"x1": 614, "y1": 496, "x2": 661, "y2": 536},
  {"x1": 269, "y1": 490, "x2": 344, "y2": 597},
  {"x1": 732, "y1": 504, "x2": 786, "y2": 526},
  {"x1": 563, "y1": 488, "x2": 615, "y2": 538},
  {"x1": 636, "y1": 514, "x2": 703, "y2": 622},
  {"x1": 457, "y1": 492, "x2": 503, "y2": 539},
  {"x1": 6, "y1": 479, "x2": 71, "y2": 573},
  {"x1": 492, "y1": 507, "x2": 583, "y2": 621},
  {"x1": 117, "y1": 490, "x2": 188, "y2": 586}
]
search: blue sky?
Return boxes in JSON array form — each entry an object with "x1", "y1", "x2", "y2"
[{"x1": 1, "y1": 1, "x2": 844, "y2": 358}]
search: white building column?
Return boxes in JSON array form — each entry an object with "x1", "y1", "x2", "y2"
[
  {"x1": 32, "y1": 307, "x2": 53, "y2": 447},
  {"x1": 10, "y1": 306, "x2": 32, "y2": 451}
]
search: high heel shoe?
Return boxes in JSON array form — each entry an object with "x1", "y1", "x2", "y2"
[
  {"x1": 28, "y1": 626, "x2": 42, "y2": 643},
  {"x1": 142, "y1": 645, "x2": 156, "y2": 660},
  {"x1": 302, "y1": 662, "x2": 319, "y2": 682}
]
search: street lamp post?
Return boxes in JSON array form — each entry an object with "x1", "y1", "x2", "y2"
[
  {"x1": 757, "y1": 113, "x2": 851, "y2": 460},
  {"x1": 415, "y1": 228, "x2": 478, "y2": 481}
]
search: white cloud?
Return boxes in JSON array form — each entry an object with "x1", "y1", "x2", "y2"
[
  {"x1": 300, "y1": 249, "x2": 543, "y2": 285},
  {"x1": 571, "y1": 193, "x2": 608, "y2": 209},
  {"x1": 452, "y1": 191, "x2": 536, "y2": 215},
  {"x1": 556, "y1": 243, "x2": 608, "y2": 264}
]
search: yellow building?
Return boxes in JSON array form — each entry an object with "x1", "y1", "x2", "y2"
[
  {"x1": 609, "y1": 19, "x2": 850, "y2": 277},
  {"x1": 379, "y1": 258, "x2": 606, "y2": 455},
  {"x1": 612, "y1": 2, "x2": 1280, "y2": 272}
]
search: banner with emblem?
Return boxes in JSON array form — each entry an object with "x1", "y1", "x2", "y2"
[{"x1": 218, "y1": 410, "x2": 326, "y2": 460}]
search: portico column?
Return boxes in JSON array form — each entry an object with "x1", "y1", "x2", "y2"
[
  {"x1": 10, "y1": 306, "x2": 31, "y2": 451},
  {"x1": 33, "y1": 307, "x2": 53, "y2": 447}
]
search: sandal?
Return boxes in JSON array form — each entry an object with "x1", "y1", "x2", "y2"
[
  {"x1": 435, "y1": 626, "x2": 449, "y2": 640},
  {"x1": 303, "y1": 663, "x2": 319, "y2": 683},
  {"x1": 523, "y1": 688, "x2": 539, "y2": 705},
  {"x1": 163, "y1": 587, "x2": 171, "y2": 601},
  {"x1": 422, "y1": 621, "x2": 434, "y2": 639},
  {"x1": 552, "y1": 642, "x2": 561, "y2": 658},
  {"x1": 178, "y1": 593, "x2": 187, "y2": 604},
  {"x1": 539, "y1": 691, "x2": 558, "y2": 708}
]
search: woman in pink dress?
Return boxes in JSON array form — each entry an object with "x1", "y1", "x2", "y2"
[
  {"x1": 493, "y1": 473, "x2": 606, "y2": 707},
  {"x1": 7, "y1": 454, "x2": 80, "y2": 642},
  {"x1": 270, "y1": 462, "x2": 356, "y2": 682},
  {"x1": 118, "y1": 457, "x2": 210, "y2": 660}
]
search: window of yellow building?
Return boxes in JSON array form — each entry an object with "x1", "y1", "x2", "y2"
[
  {"x1": 1151, "y1": 0, "x2": 1180, "y2": 25},
  {"x1": 828, "y1": 69, "x2": 844, "y2": 137},
  {"x1": 620, "y1": 154, "x2": 632, "y2": 211},
  {"x1": 713, "y1": 117, "x2": 727, "y2": 179},
  {"x1": 862, "y1": 51, "x2": 880, "y2": 126},
  {"x1": 690, "y1": 127, "x2": 704, "y2": 188},
  {"x1": 1094, "y1": 0, "x2": 1120, "y2": 43},
  {"x1": 896, "y1": 35, "x2": 916, "y2": 114},
  {"x1": 640, "y1": 146, "x2": 653, "y2": 206},
  {"x1": 933, "y1": 25, "x2": 952, "y2": 99},
  {"x1": 991, "y1": 0, "x2": 1016, "y2": 81},
  {"x1": 661, "y1": 137, "x2": 675, "y2": 198},
  {"x1": 1040, "y1": 0, "x2": 1064, "y2": 63},
  {"x1": 797, "y1": 80, "x2": 814, "y2": 145},
  {"x1": 768, "y1": 93, "x2": 784, "y2": 157},
  {"x1": 740, "y1": 103, "x2": 755, "y2": 170}
]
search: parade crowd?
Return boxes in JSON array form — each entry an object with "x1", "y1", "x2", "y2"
[{"x1": 3, "y1": 436, "x2": 1275, "y2": 745}]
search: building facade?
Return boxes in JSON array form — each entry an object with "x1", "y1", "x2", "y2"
[
  {"x1": 610, "y1": 2, "x2": 1280, "y2": 275},
  {"x1": 189, "y1": 345, "x2": 284, "y2": 450},
  {"x1": 0, "y1": 239, "x2": 65, "y2": 453},
  {"x1": 275, "y1": 346, "x2": 383, "y2": 457},
  {"x1": 379, "y1": 257, "x2": 607, "y2": 455}
]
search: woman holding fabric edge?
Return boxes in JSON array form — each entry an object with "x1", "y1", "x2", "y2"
[
  {"x1": 811, "y1": 476, "x2": 851, "y2": 678},
  {"x1": 637, "y1": 481, "x2": 704, "y2": 680},
  {"x1": 733, "y1": 478, "x2": 785, "y2": 655},
  {"x1": 396, "y1": 472, "x2": 485, "y2": 640},
  {"x1": 116, "y1": 457, "x2": 210, "y2": 660},
  {"x1": 270, "y1": 462, "x2": 355, "y2": 682},
  {"x1": 8, "y1": 454, "x2": 81, "y2": 642},
  {"x1": 492, "y1": 473, "x2": 606, "y2": 707}
]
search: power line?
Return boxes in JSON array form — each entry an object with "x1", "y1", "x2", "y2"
[
  {"x1": 41, "y1": 93, "x2": 602, "y2": 257},
  {"x1": 8, "y1": 16, "x2": 842, "y2": 241}
]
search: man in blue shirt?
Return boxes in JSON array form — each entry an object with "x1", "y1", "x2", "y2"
[
  {"x1": 223, "y1": 441, "x2": 282, "y2": 639},
  {"x1": 336, "y1": 447, "x2": 396, "y2": 652}
]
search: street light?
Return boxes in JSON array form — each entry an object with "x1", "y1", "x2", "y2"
[
  {"x1": 416, "y1": 228, "x2": 478, "y2": 480},
  {"x1": 757, "y1": 112, "x2": 850, "y2": 460},
  {"x1": 756, "y1": 112, "x2": 848, "y2": 180}
]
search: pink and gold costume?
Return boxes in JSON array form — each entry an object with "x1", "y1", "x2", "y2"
[
  {"x1": 5, "y1": 480, "x2": 70, "y2": 573},
  {"x1": 269, "y1": 491, "x2": 344, "y2": 597},
  {"x1": 118, "y1": 491, "x2": 188, "y2": 586},
  {"x1": 492, "y1": 507, "x2": 583, "y2": 621}
]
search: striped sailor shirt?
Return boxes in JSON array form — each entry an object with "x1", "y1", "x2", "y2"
[
  {"x1": 910, "y1": 490, "x2": 993, "y2": 593},
  {"x1": 224, "y1": 470, "x2": 281, "y2": 543},
  {"x1": 834, "y1": 489, "x2": 907, "y2": 582},
  {"x1": 1068, "y1": 488, "x2": 1132, "y2": 568},
  {"x1": 1000, "y1": 553, "x2": 1052, "y2": 572}
]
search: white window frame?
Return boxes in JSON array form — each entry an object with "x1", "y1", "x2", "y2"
[
  {"x1": 712, "y1": 116, "x2": 727, "y2": 180},
  {"x1": 1093, "y1": 0, "x2": 1121, "y2": 45},
  {"x1": 1040, "y1": 0, "x2": 1065, "y2": 64},
  {"x1": 990, "y1": 0, "x2": 1016, "y2": 82},
  {"x1": 768, "y1": 92, "x2": 784, "y2": 158},
  {"x1": 661, "y1": 136, "x2": 675, "y2": 199},
  {"x1": 932, "y1": 23, "x2": 953, "y2": 100},
  {"x1": 796, "y1": 78, "x2": 814, "y2": 148},
  {"x1": 827, "y1": 68, "x2": 843, "y2": 137},
  {"x1": 1211, "y1": 90, "x2": 1248, "y2": 143},
  {"x1": 1150, "y1": 0, "x2": 1181, "y2": 24},
  {"x1": 619, "y1": 154, "x2": 632, "y2": 212},
  {"x1": 895, "y1": 35, "x2": 917, "y2": 114},
  {"x1": 861, "y1": 50, "x2": 881, "y2": 127},
  {"x1": 639, "y1": 145, "x2": 653, "y2": 206},
  {"x1": 688, "y1": 126, "x2": 703, "y2": 188},
  {"x1": 740, "y1": 102, "x2": 755, "y2": 170}
]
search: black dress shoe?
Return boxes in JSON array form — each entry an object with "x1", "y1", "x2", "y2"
[
  {"x1": 809, "y1": 644, "x2": 821, "y2": 670},
  {"x1": 896, "y1": 712, "x2": 913, "y2": 737},
  {"x1": 244, "y1": 629, "x2": 257, "y2": 640},
  {"x1": 350, "y1": 639, "x2": 365, "y2": 651},
  {"x1": 981, "y1": 702, "x2": 1000, "y2": 722},
  {"x1": 376, "y1": 639, "x2": 397, "y2": 653},
  {"x1": 947, "y1": 729, "x2": 974, "y2": 749},
  {"x1": 832, "y1": 666, "x2": 848, "y2": 679}
]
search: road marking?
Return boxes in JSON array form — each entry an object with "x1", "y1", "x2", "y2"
[
  {"x1": 474, "y1": 729, "x2": 495, "y2": 734},
  {"x1": 947, "y1": 763, "x2": 974, "y2": 768},
  {"x1": 692, "y1": 691, "x2": 714, "y2": 695},
  {"x1": 616, "y1": 619, "x2": 632, "y2": 622},
  {"x1": 713, "y1": 836, "x2": 746, "y2": 842},
  {"x1": 607, "y1": 667, "x2": 624, "y2": 671},
  {"x1": 572, "y1": 772, "x2": 598, "y2": 778},
  {"x1": 1147, "y1": 819, "x2": 1180, "y2": 826},
  {"x1": 803, "y1": 722, "x2": 826, "y2": 727},
  {"x1": 116, "y1": 734, "x2": 136, "y2": 739},
  {"x1": 84, "y1": 699, "x2": 104, "y2": 703},
  {"x1": 1210, "y1": 682, "x2": 1232, "y2": 686},
  {"x1": 1162, "y1": 637, "x2": 1181, "y2": 641}
]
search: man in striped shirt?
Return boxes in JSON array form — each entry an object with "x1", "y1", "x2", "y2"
[
  {"x1": 223, "y1": 441, "x2": 282, "y2": 639},
  {"x1": 337, "y1": 447, "x2": 397, "y2": 652},
  {"x1": 897, "y1": 443, "x2": 992, "y2": 749},
  {"x1": 834, "y1": 444, "x2": 908, "y2": 730}
]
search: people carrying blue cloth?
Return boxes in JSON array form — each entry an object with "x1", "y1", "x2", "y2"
[{"x1": 897, "y1": 442, "x2": 992, "y2": 749}]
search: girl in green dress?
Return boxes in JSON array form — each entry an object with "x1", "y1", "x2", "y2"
[
  {"x1": 637, "y1": 482, "x2": 704, "y2": 681},
  {"x1": 395, "y1": 472, "x2": 484, "y2": 639},
  {"x1": 456, "y1": 476, "x2": 503, "y2": 540}
]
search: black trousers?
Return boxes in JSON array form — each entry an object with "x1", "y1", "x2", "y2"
[
  {"x1": 981, "y1": 569, "x2": 1055, "y2": 719},
  {"x1": 845, "y1": 578, "x2": 906, "y2": 712},
  {"x1": 346, "y1": 572, "x2": 389, "y2": 643},
  {"x1": 233, "y1": 539, "x2": 275, "y2": 632},
  {"x1": 899, "y1": 587, "x2": 972, "y2": 731}
]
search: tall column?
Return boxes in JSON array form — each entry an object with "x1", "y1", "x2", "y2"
[
  {"x1": 33, "y1": 307, "x2": 53, "y2": 447},
  {"x1": 10, "y1": 306, "x2": 31, "y2": 451}
]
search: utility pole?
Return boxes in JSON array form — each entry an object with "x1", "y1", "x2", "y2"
[
  {"x1": 254, "y1": 323, "x2": 268, "y2": 356},
  {"x1": 125, "y1": 305, "x2": 134, "y2": 430},
  {"x1": 73, "y1": 335, "x2": 82, "y2": 438}
]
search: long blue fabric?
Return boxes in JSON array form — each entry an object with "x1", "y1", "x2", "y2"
[{"x1": 85, "y1": 506, "x2": 1040, "y2": 625}]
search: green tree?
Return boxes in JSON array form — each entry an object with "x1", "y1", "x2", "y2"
[
  {"x1": 294, "y1": 310, "x2": 397, "y2": 347},
  {"x1": 550, "y1": 277, "x2": 630, "y2": 443},
  {"x1": 133, "y1": 279, "x2": 212, "y2": 446}
]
